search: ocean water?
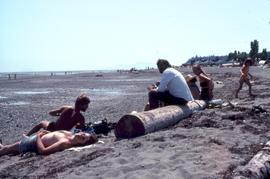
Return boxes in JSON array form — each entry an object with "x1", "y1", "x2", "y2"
[
  {"x1": 4, "y1": 101, "x2": 30, "y2": 106},
  {"x1": 104, "y1": 78, "x2": 153, "y2": 82},
  {"x1": 84, "y1": 88, "x2": 122, "y2": 94},
  {"x1": 14, "y1": 91, "x2": 52, "y2": 95},
  {"x1": 0, "y1": 70, "x2": 116, "y2": 79}
]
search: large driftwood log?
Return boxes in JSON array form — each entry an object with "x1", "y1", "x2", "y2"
[
  {"x1": 114, "y1": 100, "x2": 206, "y2": 139},
  {"x1": 234, "y1": 141, "x2": 270, "y2": 179}
]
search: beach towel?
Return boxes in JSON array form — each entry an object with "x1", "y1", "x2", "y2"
[{"x1": 67, "y1": 140, "x2": 104, "y2": 152}]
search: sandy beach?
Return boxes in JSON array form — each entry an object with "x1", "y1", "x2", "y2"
[{"x1": 0, "y1": 66, "x2": 270, "y2": 179}]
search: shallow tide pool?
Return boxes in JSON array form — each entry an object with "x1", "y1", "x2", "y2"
[
  {"x1": 14, "y1": 91, "x2": 52, "y2": 95},
  {"x1": 0, "y1": 101, "x2": 30, "y2": 106}
]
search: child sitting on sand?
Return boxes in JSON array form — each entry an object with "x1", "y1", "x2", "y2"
[
  {"x1": 26, "y1": 94, "x2": 90, "y2": 136},
  {"x1": 192, "y1": 64, "x2": 214, "y2": 101},
  {"x1": 0, "y1": 130, "x2": 97, "y2": 156},
  {"x1": 235, "y1": 58, "x2": 255, "y2": 98}
]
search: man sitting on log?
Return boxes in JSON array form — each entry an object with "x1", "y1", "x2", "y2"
[{"x1": 146, "y1": 59, "x2": 194, "y2": 110}]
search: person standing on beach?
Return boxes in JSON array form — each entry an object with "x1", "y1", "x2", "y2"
[
  {"x1": 192, "y1": 64, "x2": 214, "y2": 101},
  {"x1": 0, "y1": 130, "x2": 97, "y2": 156},
  {"x1": 146, "y1": 59, "x2": 194, "y2": 110},
  {"x1": 235, "y1": 58, "x2": 255, "y2": 98},
  {"x1": 26, "y1": 94, "x2": 90, "y2": 136}
]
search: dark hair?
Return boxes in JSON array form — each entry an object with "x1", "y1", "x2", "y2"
[
  {"x1": 75, "y1": 94, "x2": 90, "y2": 108},
  {"x1": 84, "y1": 134, "x2": 98, "y2": 146},
  {"x1": 192, "y1": 64, "x2": 203, "y2": 75},
  {"x1": 74, "y1": 133, "x2": 98, "y2": 147},
  {"x1": 244, "y1": 58, "x2": 253, "y2": 66},
  {"x1": 157, "y1": 59, "x2": 171, "y2": 68}
]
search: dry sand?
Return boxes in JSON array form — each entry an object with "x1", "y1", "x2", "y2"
[{"x1": 0, "y1": 66, "x2": 270, "y2": 179}]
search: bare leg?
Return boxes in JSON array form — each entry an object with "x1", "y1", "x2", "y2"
[
  {"x1": 235, "y1": 80, "x2": 243, "y2": 98},
  {"x1": 245, "y1": 80, "x2": 254, "y2": 96},
  {"x1": 144, "y1": 103, "x2": 150, "y2": 111},
  {"x1": 0, "y1": 142, "x2": 20, "y2": 156},
  {"x1": 148, "y1": 91, "x2": 160, "y2": 110},
  {"x1": 27, "y1": 121, "x2": 50, "y2": 136}
]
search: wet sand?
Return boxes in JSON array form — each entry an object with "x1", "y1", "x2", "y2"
[{"x1": 0, "y1": 66, "x2": 270, "y2": 179}]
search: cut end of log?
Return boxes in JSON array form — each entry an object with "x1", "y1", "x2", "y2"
[{"x1": 114, "y1": 114, "x2": 145, "y2": 138}]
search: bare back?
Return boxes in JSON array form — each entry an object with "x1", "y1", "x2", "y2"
[
  {"x1": 240, "y1": 65, "x2": 250, "y2": 80},
  {"x1": 53, "y1": 108, "x2": 85, "y2": 131},
  {"x1": 49, "y1": 106, "x2": 73, "y2": 116}
]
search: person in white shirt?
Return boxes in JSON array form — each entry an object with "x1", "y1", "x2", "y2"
[{"x1": 147, "y1": 59, "x2": 194, "y2": 110}]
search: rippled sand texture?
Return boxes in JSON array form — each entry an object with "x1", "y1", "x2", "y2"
[{"x1": 0, "y1": 66, "x2": 270, "y2": 179}]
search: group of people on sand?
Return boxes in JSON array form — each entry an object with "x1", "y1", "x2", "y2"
[
  {"x1": 145, "y1": 57, "x2": 254, "y2": 110},
  {"x1": 144, "y1": 59, "x2": 214, "y2": 111},
  {"x1": 0, "y1": 58, "x2": 255, "y2": 157},
  {"x1": 0, "y1": 95, "x2": 97, "y2": 157}
]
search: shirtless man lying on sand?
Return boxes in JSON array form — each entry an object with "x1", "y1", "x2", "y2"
[
  {"x1": 0, "y1": 130, "x2": 97, "y2": 156},
  {"x1": 27, "y1": 94, "x2": 90, "y2": 136}
]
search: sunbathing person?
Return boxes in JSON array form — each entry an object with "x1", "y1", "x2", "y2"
[
  {"x1": 26, "y1": 94, "x2": 90, "y2": 136},
  {"x1": 192, "y1": 64, "x2": 214, "y2": 101},
  {"x1": 0, "y1": 130, "x2": 97, "y2": 156}
]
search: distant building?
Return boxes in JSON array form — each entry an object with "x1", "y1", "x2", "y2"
[{"x1": 258, "y1": 60, "x2": 267, "y2": 66}]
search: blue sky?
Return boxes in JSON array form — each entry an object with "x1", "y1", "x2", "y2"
[{"x1": 0, "y1": 0, "x2": 270, "y2": 72}]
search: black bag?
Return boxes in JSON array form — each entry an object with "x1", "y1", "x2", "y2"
[{"x1": 85, "y1": 119, "x2": 116, "y2": 135}]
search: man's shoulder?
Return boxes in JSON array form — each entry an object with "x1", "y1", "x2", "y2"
[
  {"x1": 62, "y1": 107, "x2": 74, "y2": 114},
  {"x1": 163, "y1": 67, "x2": 176, "y2": 74},
  {"x1": 165, "y1": 67, "x2": 180, "y2": 73},
  {"x1": 164, "y1": 68, "x2": 182, "y2": 76},
  {"x1": 61, "y1": 106, "x2": 73, "y2": 110}
]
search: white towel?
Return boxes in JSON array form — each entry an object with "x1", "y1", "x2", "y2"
[{"x1": 67, "y1": 140, "x2": 104, "y2": 152}]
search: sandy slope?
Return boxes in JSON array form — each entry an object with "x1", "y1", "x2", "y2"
[{"x1": 0, "y1": 66, "x2": 270, "y2": 179}]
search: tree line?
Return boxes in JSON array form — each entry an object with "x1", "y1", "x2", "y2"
[
  {"x1": 185, "y1": 40, "x2": 269, "y2": 66},
  {"x1": 228, "y1": 40, "x2": 268, "y2": 64}
]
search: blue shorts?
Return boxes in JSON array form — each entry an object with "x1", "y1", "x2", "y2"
[{"x1": 19, "y1": 135, "x2": 38, "y2": 154}]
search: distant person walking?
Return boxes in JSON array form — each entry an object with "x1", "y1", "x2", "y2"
[
  {"x1": 146, "y1": 59, "x2": 193, "y2": 110},
  {"x1": 26, "y1": 94, "x2": 90, "y2": 136},
  {"x1": 235, "y1": 58, "x2": 255, "y2": 98},
  {"x1": 192, "y1": 64, "x2": 214, "y2": 101}
]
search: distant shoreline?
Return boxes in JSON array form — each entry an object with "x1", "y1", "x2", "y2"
[{"x1": 0, "y1": 69, "x2": 117, "y2": 74}]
